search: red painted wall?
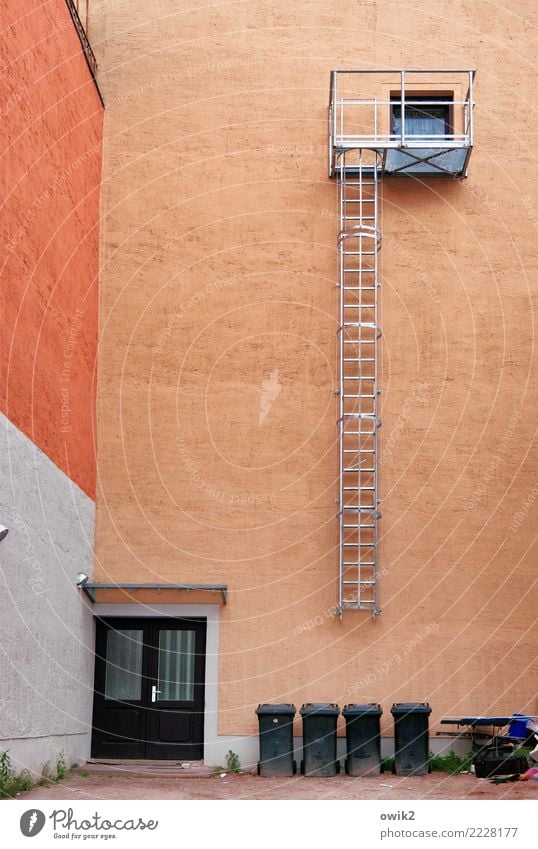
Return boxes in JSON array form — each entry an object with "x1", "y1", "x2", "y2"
[{"x1": 0, "y1": 0, "x2": 103, "y2": 499}]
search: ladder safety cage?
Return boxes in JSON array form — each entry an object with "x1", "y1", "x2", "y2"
[
  {"x1": 329, "y1": 69, "x2": 475, "y2": 616},
  {"x1": 336, "y1": 149, "x2": 383, "y2": 616}
]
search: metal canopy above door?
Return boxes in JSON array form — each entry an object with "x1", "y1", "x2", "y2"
[{"x1": 80, "y1": 582, "x2": 227, "y2": 604}]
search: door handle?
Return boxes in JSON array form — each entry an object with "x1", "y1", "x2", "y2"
[{"x1": 151, "y1": 685, "x2": 162, "y2": 703}]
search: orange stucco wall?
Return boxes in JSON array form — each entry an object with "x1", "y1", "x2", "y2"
[
  {"x1": 0, "y1": 0, "x2": 103, "y2": 499},
  {"x1": 90, "y1": 0, "x2": 537, "y2": 736}
]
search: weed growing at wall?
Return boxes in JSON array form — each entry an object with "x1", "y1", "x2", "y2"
[
  {"x1": 382, "y1": 751, "x2": 472, "y2": 775},
  {"x1": 226, "y1": 751, "x2": 241, "y2": 774},
  {"x1": 0, "y1": 751, "x2": 35, "y2": 800},
  {"x1": 56, "y1": 750, "x2": 66, "y2": 782}
]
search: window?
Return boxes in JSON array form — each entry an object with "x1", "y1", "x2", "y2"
[
  {"x1": 391, "y1": 95, "x2": 452, "y2": 140},
  {"x1": 104, "y1": 628, "x2": 144, "y2": 701}
]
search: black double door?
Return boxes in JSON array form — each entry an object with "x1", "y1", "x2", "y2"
[{"x1": 91, "y1": 617, "x2": 206, "y2": 760}]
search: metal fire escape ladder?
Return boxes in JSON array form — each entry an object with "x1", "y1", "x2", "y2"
[
  {"x1": 330, "y1": 69, "x2": 475, "y2": 618},
  {"x1": 336, "y1": 149, "x2": 382, "y2": 617}
]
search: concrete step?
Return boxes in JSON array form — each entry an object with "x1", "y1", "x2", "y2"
[{"x1": 73, "y1": 760, "x2": 217, "y2": 778}]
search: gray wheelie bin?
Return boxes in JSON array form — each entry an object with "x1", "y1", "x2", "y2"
[
  {"x1": 300, "y1": 703, "x2": 340, "y2": 776},
  {"x1": 343, "y1": 703, "x2": 383, "y2": 776},
  {"x1": 391, "y1": 702, "x2": 432, "y2": 776},
  {"x1": 256, "y1": 703, "x2": 296, "y2": 776}
]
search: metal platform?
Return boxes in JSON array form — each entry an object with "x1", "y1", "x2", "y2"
[{"x1": 329, "y1": 69, "x2": 475, "y2": 178}]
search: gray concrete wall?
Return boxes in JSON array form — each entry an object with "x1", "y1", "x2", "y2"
[
  {"x1": 0, "y1": 413, "x2": 95, "y2": 777},
  {"x1": 202, "y1": 735, "x2": 469, "y2": 771}
]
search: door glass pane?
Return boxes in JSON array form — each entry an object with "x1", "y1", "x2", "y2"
[
  {"x1": 157, "y1": 630, "x2": 195, "y2": 701},
  {"x1": 104, "y1": 629, "x2": 143, "y2": 700}
]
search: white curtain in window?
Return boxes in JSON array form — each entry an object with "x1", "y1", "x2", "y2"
[
  {"x1": 104, "y1": 629, "x2": 143, "y2": 700},
  {"x1": 158, "y1": 630, "x2": 195, "y2": 701},
  {"x1": 393, "y1": 106, "x2": 447, "y2": 138}
]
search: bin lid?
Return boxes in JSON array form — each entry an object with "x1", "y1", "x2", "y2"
[
  {"x1": 300, "y1": 703, "x2": 340, "y2": 716},
  {"x1": 343, "y1": 703, "x2": 383, "y2": 717},
  {"x1": 255, "y1": 703, "x2": 297, "y2": 716},
  {"x1": 391, "y1": 702, "x2": 431, "y2": 715}
]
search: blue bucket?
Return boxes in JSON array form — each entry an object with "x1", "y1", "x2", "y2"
[{"x1": 508, "y1": 714, "x2": 534, "y2": 738}]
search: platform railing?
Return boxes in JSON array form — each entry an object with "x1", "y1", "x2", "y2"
[{"x1": 329, "y1": 69, "x2": 475, "y2": 174}]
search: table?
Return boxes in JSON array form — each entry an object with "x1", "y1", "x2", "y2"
[{"x1": 439, "y1": 717, "x2": 520, "y2": 757}]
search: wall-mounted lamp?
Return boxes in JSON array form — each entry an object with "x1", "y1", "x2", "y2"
[
  {"x1": 75, "y1": 572, "x2": 89, "y2": 587},
  {"x1": 0, "y1": 525, "x2": 9, "y2": 541}
]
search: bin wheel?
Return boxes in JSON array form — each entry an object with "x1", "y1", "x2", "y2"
[
  {"x1": 256, "y1": 763, "x2": 261, "y2": 776},
  {"x1": 336, "y1": 760, "x2": 341, "y2": 774},
  {"x1": 300, "y1": 760, "x2": 304, "y2": 775},
  {"x1": 428, "y1": 763, "x2": 432, "y2": 773},
  {"x1": 293, "y1": 760, "x2": 297, "y2": 775}
]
